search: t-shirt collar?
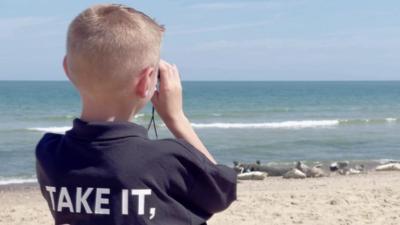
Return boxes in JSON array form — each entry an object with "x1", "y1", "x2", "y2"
[{"x1": 66, "y1": 117, "x2": 148, "y2": 140}]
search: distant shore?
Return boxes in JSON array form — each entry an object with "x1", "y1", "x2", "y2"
[{"x1": 1, "y1": 171, "x2": 400, "y2": 225}]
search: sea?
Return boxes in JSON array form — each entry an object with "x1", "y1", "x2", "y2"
[{"x1": 1, "y1": 81, "x2": 400, "y2": 185}]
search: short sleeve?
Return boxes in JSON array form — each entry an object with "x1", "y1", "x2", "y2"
[{"x1": 174, "y1": 139, "x2": 237, "y2": 217}]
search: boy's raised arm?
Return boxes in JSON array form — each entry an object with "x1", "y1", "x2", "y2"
[{"x1": 151, "y1": 60, "x2": 217, "y2": 164}]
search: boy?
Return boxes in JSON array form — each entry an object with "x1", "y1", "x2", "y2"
[{"x1": 35, "y1": 4, "x2": 237, "y2": 225}]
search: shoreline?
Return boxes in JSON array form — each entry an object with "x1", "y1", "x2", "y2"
[
  {"x1": 1, "y1": 171, "x2": 400, "y2": 225},
  {"x1": 0, "y1": 182, "x2": 38, "y2": 191},
  {"x1": 1, "y1": 158, "x2": 398, "y2": 186}
]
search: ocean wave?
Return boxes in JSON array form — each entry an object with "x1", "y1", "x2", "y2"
[
  {"x1": 134, "y1": 113, "x2": 145, "y2": 118},
  {"x1": 0, "y1": 178, "x2": 37, "y2": 185},
  {"x1": 339, "y1": 118, "x2": 398, "y2": 125},
  {"x1": 27, "y1": 126, "x2": 71, "y2": 134},
  {"x1": 25, "y1": 117, "x2": 399, "y2": 132},
  {"x1": 39, "y1": 115, "x2": 76, "y2": 121},
  {"x1": 25, "y1": 114, "x2": 146, "y2": 123},
  {"x1": 191, "y1": 120, "x2": 340, "y2": 129},
  {"x1": 26, "y1": 114, "x2": 146, "y2": 134},
  {"x1": 192, "y1": 118, "x2": 398, "y2": 129}
]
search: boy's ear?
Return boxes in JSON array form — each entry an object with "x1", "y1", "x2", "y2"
[
  {"x1": 135, "y1": 66, "x2": 155, "y2": 98},
  {"x1": 63, "y1": 56, "x2": 69, "y2": 77}
]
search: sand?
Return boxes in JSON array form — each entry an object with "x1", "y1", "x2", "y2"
[{"x1": 1, "y1": 171, "x2": 400, "y2": 225}]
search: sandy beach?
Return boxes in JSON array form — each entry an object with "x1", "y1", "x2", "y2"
[{"x1": 1, "y1": 171, "x2": 400, "y2": 225}]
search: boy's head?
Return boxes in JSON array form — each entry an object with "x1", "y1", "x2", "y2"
[{"x1": 64, "y1": 4, "x2": 164, "y2": 104}]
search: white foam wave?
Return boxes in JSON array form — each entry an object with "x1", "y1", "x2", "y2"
[
  {"x1": 27, "y1": 126, "x2": 71, "y2": 134},
  {"x1": 0, "y1": 178, "x2": 37, "y2": 185},
  {"x1": 25, "y1": 117, "x2": 399, "y2": 133},
  {"x1": 339, "y1": 118, "x2": 399, "y2": 124},
  {"x1": 191, "y1": 120, "x2": 340, "y2": 129},
  {"x1": 28, "y1": 115, "x2": 145, "y2": 134},
  {"x1": 134, "y1": 114, "x2": 145, "y2": 118}
]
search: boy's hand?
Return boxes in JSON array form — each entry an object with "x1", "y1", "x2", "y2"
[
  {"x1": 151, "y1": 60, "x2": 186, "y2": 126},
  {"x1": 151, "y1": 60, "x2": 217, "y2": 164}
]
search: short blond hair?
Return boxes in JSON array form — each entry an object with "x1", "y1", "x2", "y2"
[{"x1": 66, "y1": 4, "x2": 164, "y2": 96}]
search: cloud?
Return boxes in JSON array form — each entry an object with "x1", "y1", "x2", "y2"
[
  {"x1": 188, "y1": 0, "x2": 305, "y2": 11},
  {"x1": 189, "y1": 1, "x2": 276, "y2": 10},
  {"x1": 0, "y1": 16, "x2": 54, "y2": 29},
  {"x1": 0, "y1": 16, "x2": 65, "y2": 39},
  {"x1": 190, "y1": 33, "x2": 400, "y2": 52},
  {"x1": 168, "y1": 21, "x2": 271, "y2": 35}
]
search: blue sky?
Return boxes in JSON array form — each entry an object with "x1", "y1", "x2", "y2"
[{"x1": 0, "y1": 0, "x2": 399, "y2": 81}]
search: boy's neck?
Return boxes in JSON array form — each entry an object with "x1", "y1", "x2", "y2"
[
  {"x1": 80, "y1": 111, "x2": 133, "y2": 123},
  {"x1": 79, "y1": 99, "x2": 140, "y2": 123}
]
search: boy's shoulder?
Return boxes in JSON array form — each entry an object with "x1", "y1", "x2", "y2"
[
  {"x1": 35, "y1": 132, "x2": 64, "y2": 153},
  {"x1": 34, "y1": 126, "x2": 236, "y2": 181},
  {"x1": 35, "y1": 130, "x2": 206, "y2": 169},
  {"x1": 38, "y1": 132, "x2": 63, "y2": 141},
  {"x1": 143, "y1": 138, "x2": 209, "y2": 162},
  {"x1": 113, "y1": 136, "x2": 219, "y2": 175}
]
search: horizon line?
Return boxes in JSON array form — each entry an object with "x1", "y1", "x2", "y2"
[{"x1": 1, "y1": 79, "x2": 400, "y2": 82}]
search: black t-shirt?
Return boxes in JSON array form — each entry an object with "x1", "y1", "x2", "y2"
[{"x1": 35, "y1": 118, "x2": 237, "y2": 225}]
